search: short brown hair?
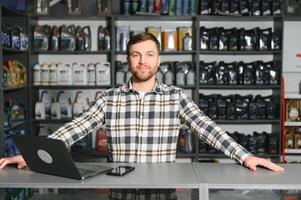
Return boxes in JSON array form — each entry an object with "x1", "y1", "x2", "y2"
[{"x1": 127, "y1": 32, "x2": 160, "y2": 56}]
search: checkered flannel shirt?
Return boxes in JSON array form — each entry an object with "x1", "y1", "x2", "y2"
[
  {"x1": 48, "y1": 80, "x2": 251, "y2": 200},
  {"x1": 48, "y1": 79, "x2": 251, "y2": 164}
]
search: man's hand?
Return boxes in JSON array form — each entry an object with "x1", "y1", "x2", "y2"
[
  {"x1": 243, "y1": 155, "x2": 284, "y2": 172},
  {"x1": 0, "y1": 155, "x2": 27, "y2": 170}
]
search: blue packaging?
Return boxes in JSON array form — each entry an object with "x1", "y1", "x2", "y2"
[
  {"x1": 148, "y1": 0, "x2": 154, "y2": 13},
  {"x1": 182, "y1": 0, "x2": 190, "y2": 16},
  {"x1": 16, "y1": 0, "x2": 27, "y2": 12},
  {"x1": 0, "y1": 0, "x2": 16, "y2": 9},
  {"x1": 175, "y1": 0, "x2": 182, "y2": 16},
  {"x1": 161, "y1": 0, "x2": 169, "y2": 15}
]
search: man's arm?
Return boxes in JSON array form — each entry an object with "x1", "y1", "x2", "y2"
[
  {"x1": 178, "y1": 90, "x2": 284, "y2": 172},
  {"x1": 0, "y1": 92, "x2": 107, "y2": 170}
]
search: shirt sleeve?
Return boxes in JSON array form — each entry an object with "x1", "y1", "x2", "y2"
[
  {"x1": 47, "y1": 92, "x2": 107, "y2": 147},
  {"x1": 178, "y1": 90, "x2": 252, "y2": 164}
]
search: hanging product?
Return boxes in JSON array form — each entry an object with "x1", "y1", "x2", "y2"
[
  {"x1": 59, "y1": 25, "x2": 76, "y2": 51},
  {"x1": 49, "y1": 63, "x2": 58, "y2": 85},
  {"x1": 96, "y1": 127, "x2": 108, "y2": 152},
  {"x1": 87, "y1": 63, "x2": 96, "y2": 85},
  {"x1": 57, "y1": 63, "x2": 72, "y2": 85},
  {"x1": 4, "y1": 60, "x2": 27, "y2": 87},
  {"x1": 72, "y1": 63, "x2": 87, "y2": 85},
  {"x1": 96, "y1": 62, "x2": 111, "y2": 86},
  {"x1": 35, "y1": 0, "x2": 50, "y2": 15},
  {"x1": 66, "y1": 0, "x2": 83, "y2": 15},
  {"x1": 33, "y1": 25, "x2": 50, "y2": 51}
]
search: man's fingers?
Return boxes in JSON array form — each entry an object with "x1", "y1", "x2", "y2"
[{"x1": 0, "y1": 159, "x2": 11, "y2": 170}]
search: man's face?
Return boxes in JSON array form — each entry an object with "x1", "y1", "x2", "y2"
[{"x1": 127, "y1": 40, "x2": 160, "y2": 82}]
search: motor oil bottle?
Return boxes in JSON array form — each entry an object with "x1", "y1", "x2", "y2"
[
  {"x1": 10, "y1": 26, "x2": 21, "y2": 49},
  {"x1": 2, "y1": 24, "x2": 11, "y2": 48},
  {"x1": 66, "y1": 0, "x2": 83, "y2": 15},
  {"x1": 82, "y1": 26, "x2": 91, "y2": 51},
  {"x1": 156, "y1": 68, "x2": 163, "y2": 83},
  {"x1": 57, "y1": 63, "x2": 72, "y2": 85},
  {"x1": 104, "y1": 28, "x2": 111, "y2": 51},
  {"x1": 39, "y1": 91, "x2": 51, "y2": 119},
  {"x1": 40, "y1": 63, "x2": 49, "y2": 85},
  {"x1": 7, "y1": 60, "x2": 18, "y2": 87},
  {"x1": 50, "y1": 97, "x2": 61, "y2": 119},
  {"x1": 87, "y1": 63, "x2": 96, "y2": 85},
  {"x1": 33, "y1": 64, "x2": 41, "y2": 86},
  {"x1": 183, "y1": 32, "x2": 192, "y2": 51},
  {"x1": 3, "y1": 65, "x2": 9, "y2": 87},
  {"x1": 48, "y1": 63, "x2": 58, "y2": 85},
  {"x1": 75, "y1": 26, "x2": 84, "y2": 51},
  {"x1": 73, "y1": 91, "x2": 84, "y2": 118},
  {"x1": 72, "y1": 63, "x2": 87, "y2": 85},
  {"x1": 12, "y1": 60, "x2": 27, "y2": 86},
  {"x1": 125, "y1": 69, "x2": 132, "y2": 82},
  {"x1": 33, "y1": 25, "x2": 49, "y2": 51},
  {"x1": 59, "y1": 25, "x2": 76, "y2": 51},
  {"x1": 115, "y1": 63, "x2": 126, "y2": 85},
  {"x1": 35, "y1": 0, "x2": 50, "y2": 15},
  {"x1": 50, "y1": 25, "x2": 59, "y2": 51},
  {"x1": 96, "y1": 62, "x2": 111, "y2": 86},
  {"x1": 20, "y1": 31, "x2": 29, "y2": 50},
  {"x1": 58, "y1": 91, "x2": 72, "y2": 119},
  {"x1": 176, "y1": 63, "x2": 186, "y2": 86},
  {"x1": 186, "y1": 63, "x2": 195, "y2": 86},
  {"x1": 97, "y1": 25, "x2": 105, "y2": 50}
]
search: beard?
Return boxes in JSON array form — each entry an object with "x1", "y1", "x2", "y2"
[{"x1": 130, "y1": 65, "x2": 158, "y2": 82}]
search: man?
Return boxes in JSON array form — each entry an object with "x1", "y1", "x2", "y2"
[{"x1": 0, "y1": 33, "x2": 283, "y2": 199}]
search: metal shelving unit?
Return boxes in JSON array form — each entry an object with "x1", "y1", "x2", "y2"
[
  {"x1": 25, "y1": 0, "x2": 284, "y2": 162},
  {"x1": 0, "y1": 4, "x2": 30, "y2": 157}
]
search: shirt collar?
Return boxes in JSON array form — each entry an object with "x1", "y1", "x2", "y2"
[{"x1": 121, "y1": 78, "x2": 163, "y2": 94}]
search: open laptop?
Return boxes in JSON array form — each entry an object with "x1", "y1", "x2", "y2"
[{"x1": 12, "y1": 135, "x2": 112, "y2": 180}]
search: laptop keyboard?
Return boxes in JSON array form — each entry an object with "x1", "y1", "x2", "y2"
[{"x1": 78, "y1": 168, "x2": 97, "y2": 177}]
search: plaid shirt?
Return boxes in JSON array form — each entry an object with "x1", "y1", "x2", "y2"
[{"x1": 48, "y1": 80, "x2": 251, "y2": 164}]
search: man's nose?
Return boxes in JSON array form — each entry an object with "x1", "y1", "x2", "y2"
[{"x1": 139, "y1": 55, "x2": 146, "y2": 64}]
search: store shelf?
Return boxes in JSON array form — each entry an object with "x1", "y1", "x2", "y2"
[
  {"x1": 31, "y1": 50, "x2": 111, "y2": 55},
  {"x1": 199, "y1": 85, "x2": 281, "y2": 90},
  {"x1": 30, "y1": 14, "x2": 110, "y2": 20},
  {"x1": 284, "y1": 121, "x2": 301, "y2": 126},
  {"x1": 285, "y1": 93, "x2": 301, "y2": 99},
  {"x1": 3, "y1": 85, "x2": 28, "y2": 92},
  {"x1": 2, "y1": 47, "x2": 28, "y2": 53},
  {"x1": 114, "y1": 15, "x2": 195, "y2": 21},
  {"x1": 199, "y1": 50, "x2": 282, "y2": 55},
  {"x1": 33, "y1": 85, "x2": 110, "y2": 90},
  {"x1": 4, "y1": 120, "x2": 28, "y2": 131},
  {"x1": 285, "y1": 149, "x2": 301, "y2": 154},
  {"x1": 215, "y1": 119, "x2": 280, "y2": 124},
  {"x1": 198, "y1": 15, "x2": 282, "y2": 21}
]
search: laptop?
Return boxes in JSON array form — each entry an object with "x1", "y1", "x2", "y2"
[{"x1": 12, "y1": 135, "x2": 112, "y2": 180}]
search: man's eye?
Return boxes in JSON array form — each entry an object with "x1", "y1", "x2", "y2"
[
  {"x1": 132, "y1": 54, "x2": 138, "y2": 57},
  {"x1": 148, "y1": 54, "x2": 154, "y2": 57}
]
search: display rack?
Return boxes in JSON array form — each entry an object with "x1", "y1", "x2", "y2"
[{"x1": 22, "y1": 0, "x2": 284, "y2": 162}]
